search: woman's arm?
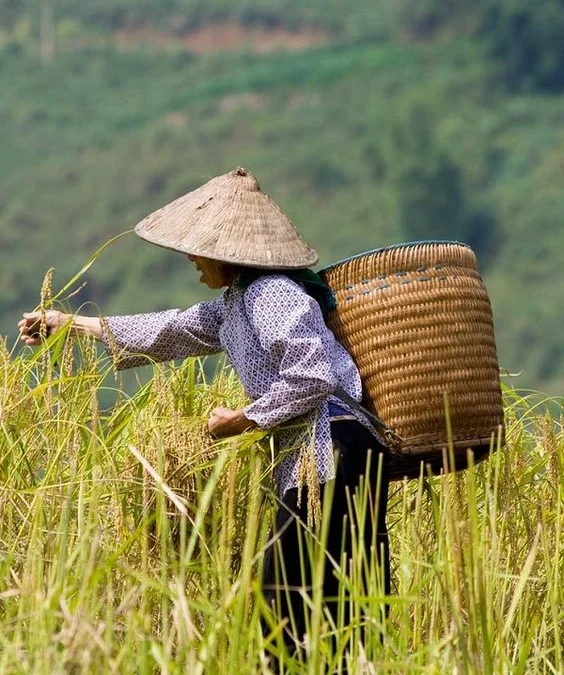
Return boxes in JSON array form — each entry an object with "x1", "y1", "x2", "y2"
[
  {"x1": 18, "y1": 296, "x2": 225, "y2": 369},
  {"x1": 18, "y1": 310, "x2": 102, "y2": 345},
  {"x1": 102, "y1": 298, "x2": 224, "y2": 369}
]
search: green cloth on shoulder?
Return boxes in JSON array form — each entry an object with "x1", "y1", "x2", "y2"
[{"x1": 235, "y1": 268, "x2": 336, "y2": 320}]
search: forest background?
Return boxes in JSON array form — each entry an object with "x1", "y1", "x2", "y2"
[{"x1": 1, "y1": 0, "x2": 563, "y2": 395}]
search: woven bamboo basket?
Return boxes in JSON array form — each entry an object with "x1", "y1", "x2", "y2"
[{"x1": 321, "y1": 242, "x2": 504, "y2": 480}]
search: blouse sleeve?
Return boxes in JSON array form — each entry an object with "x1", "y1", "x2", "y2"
[
  {"x1": 102, "y1": 295, "x2": 224, "y2": 370},
  {"x1": 242, "y1": 276, "x2": 338, "y2": 429}
]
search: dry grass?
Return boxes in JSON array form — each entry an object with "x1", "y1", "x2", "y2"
[{"x1": 0, "y1": 329, "x2": 562, "y2": 673}]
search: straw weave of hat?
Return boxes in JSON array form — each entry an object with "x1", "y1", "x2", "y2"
[{"x1": 135, "y1": 167, "x2": 318, "y2": 269}]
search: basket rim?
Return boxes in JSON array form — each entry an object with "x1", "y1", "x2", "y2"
[{"x1": 320, "y1": 240, "x2": 471, "y2": 274}]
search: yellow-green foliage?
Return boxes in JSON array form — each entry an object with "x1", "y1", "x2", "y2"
[{"x1": 0, "y1": 334, "x2": 562, "y2": 673}]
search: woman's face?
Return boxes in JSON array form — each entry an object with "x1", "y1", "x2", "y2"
[{"x1": 187, "y1": 255, "x2": 235, "y2": 289}]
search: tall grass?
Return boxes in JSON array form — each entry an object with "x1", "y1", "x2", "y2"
[{"x1": 0, "y1": 330, "x2": 562, "y2": 673}]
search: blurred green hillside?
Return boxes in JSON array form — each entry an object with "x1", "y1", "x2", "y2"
[{"x1": 1, "y1": 0, "x2": 563, "y2": 393}]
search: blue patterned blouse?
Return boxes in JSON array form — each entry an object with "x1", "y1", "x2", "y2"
[{"x1": 103, "y1": 274, "x2": 379, "y2": 495}]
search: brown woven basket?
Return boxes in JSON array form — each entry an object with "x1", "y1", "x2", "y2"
[{"x1": 321, "y1": 242, "x2": 504, "y2": 479}]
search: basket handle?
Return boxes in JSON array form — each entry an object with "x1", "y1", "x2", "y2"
[{"x1": 333, "y1": 386, "x2": 404, "y2": 450}]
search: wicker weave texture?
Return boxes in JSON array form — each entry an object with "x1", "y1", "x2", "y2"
[{"x1": 322, "y1": 243, "x2": 504, "y2": 459}]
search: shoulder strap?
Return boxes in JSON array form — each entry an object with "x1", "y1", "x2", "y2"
[{"x1": 333, "y1": 386, "x2": 404, "y2": 449}]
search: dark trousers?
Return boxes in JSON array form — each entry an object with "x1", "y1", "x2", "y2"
[{"x1": 262, "y1": 419, "x2": 390, "y2": 654}]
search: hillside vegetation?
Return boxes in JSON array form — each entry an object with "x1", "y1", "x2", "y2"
[{"x1": 1, "y1": 0, "x2": 563, "y2": 393}]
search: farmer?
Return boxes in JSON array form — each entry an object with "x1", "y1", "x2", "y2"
[{"x1": 18, "y1": 167, "x2": 390, "y2": 654}]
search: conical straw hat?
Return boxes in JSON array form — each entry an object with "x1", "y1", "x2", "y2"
[{"x1": 134, "y1": 167, "x2": 318, "y2": 269}]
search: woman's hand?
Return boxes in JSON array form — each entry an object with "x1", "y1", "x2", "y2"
[
  {"x1": 208, "y1": 407, "x2": 256, "y2": 438},
  {"x1": 18, "y1": 312, "x2": 103, "y2": 346},
  {"x1": 18, "y1": 310, "x2": 69, "y2": 346}
]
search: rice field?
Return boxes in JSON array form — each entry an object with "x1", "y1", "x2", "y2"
[{"x1": 0, "y1": 328, "x2": 562, "y2": 674}]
